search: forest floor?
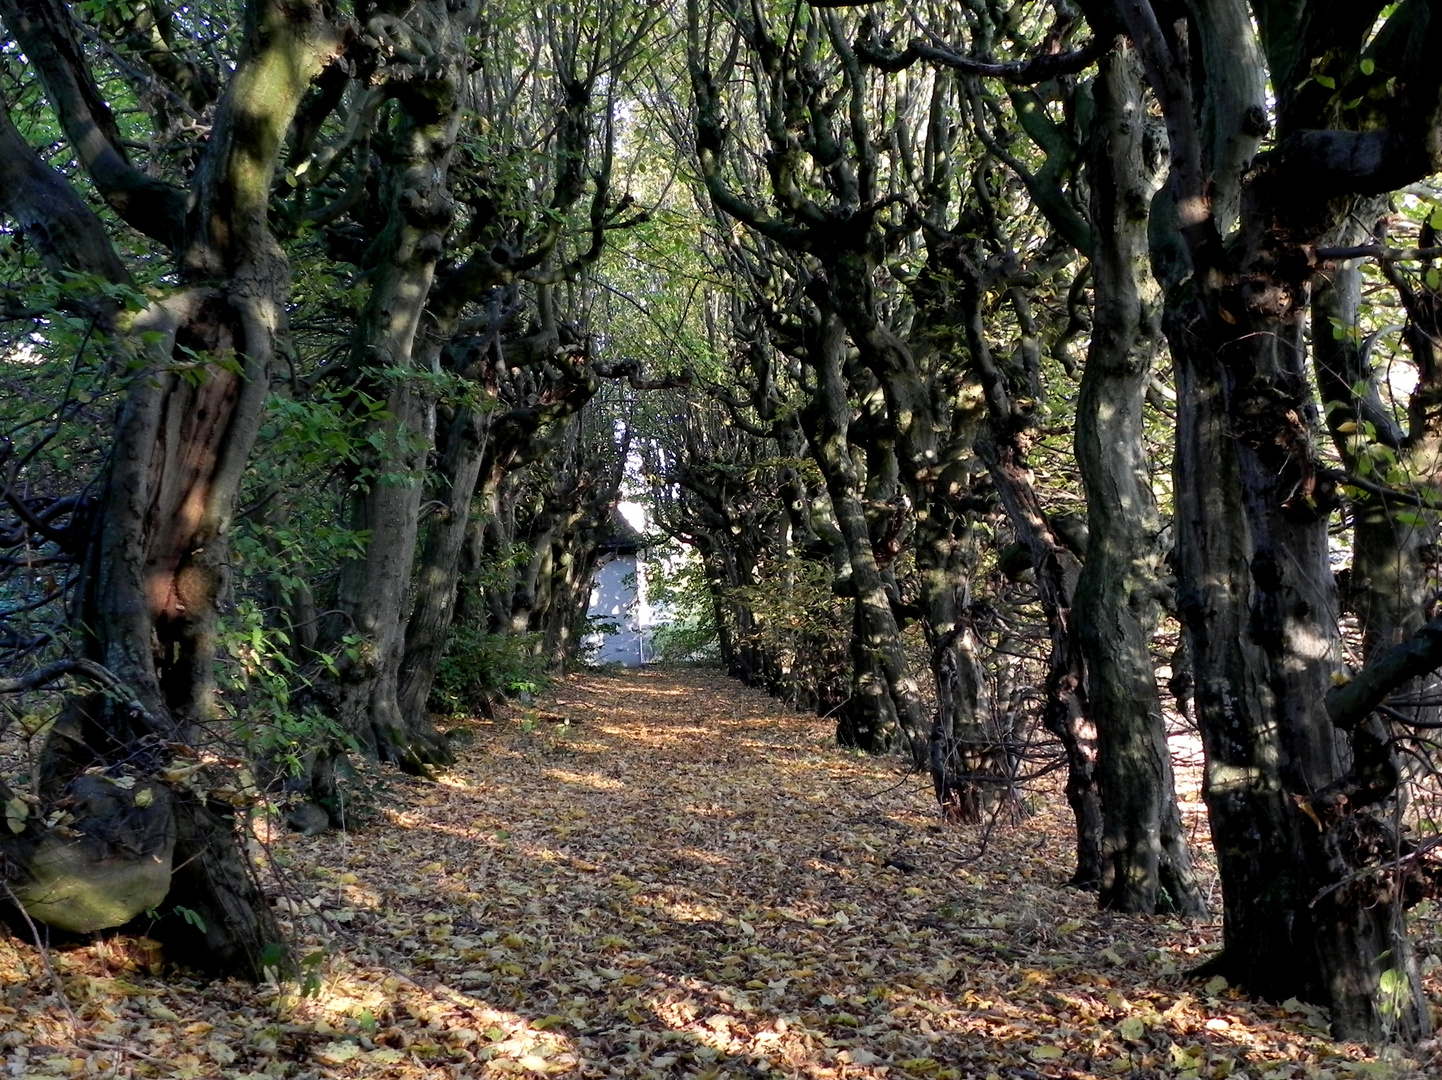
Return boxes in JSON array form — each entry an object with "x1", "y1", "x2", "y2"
[{"x1": 3, "y1": 665, "x2": 1442, "y2": 1079}]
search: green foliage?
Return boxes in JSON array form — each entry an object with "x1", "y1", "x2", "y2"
[
  {"x1": 728, "y1": 556, "x2": 850, "y2": 679},
  {"x1": 644, "y1": 549, "x2": 720, "y2": 661},
  {"x1": 173, "y1": 904, "x2": 208, "y2": 933},
  {"x1": 1377, "y1": 966, "x2": 1412, "y2": 1021},
  {"x1": 216, "y1": 600, "x2": 358, "y2": 778},
  {"x1": 430, "y1": 626, "x2": 553, "y2": 717}
]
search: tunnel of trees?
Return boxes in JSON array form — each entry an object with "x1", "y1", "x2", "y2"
[{"x1": 4, "y1": 0, "x2": 1442, "y2": 1044}]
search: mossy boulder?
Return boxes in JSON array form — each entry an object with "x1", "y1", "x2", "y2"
[{"x1": 9, "y1": 775, "x2": 174, "y2": 934}]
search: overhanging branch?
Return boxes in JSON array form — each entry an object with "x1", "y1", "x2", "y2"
[{"x1": 1326, "y1": 618, "x2": 1442, "y2": 729}]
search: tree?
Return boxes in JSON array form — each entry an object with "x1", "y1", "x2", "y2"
[
  {"x1": 1073, "y1": 43, "x2": 1203, "y2": 915},
  {"x1": 0, "y1": 0, "x2": 344, "y2": 975},
  {"x1": 1114, "y1": 0, "x2": 1442, "y2": 1040}
]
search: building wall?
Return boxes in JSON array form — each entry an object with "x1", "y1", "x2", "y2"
[{"x1": 586, "y1": 553, "x2": 649, "y2": 666}]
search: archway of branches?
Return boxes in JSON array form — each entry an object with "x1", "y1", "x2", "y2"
[{"x1": 4, "y1": 0, "x2": 1442, "y2": 1044}]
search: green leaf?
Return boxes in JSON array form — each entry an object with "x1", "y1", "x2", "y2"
[
  {"x1": 174, "y1": 904, "x2": 208, "y2": 932},
  {"x1": 1378, "y1": 967, "x2": 1412, "y2": 1018},
  {"x1": 1393, "y1": 509, "x2": 1432, "y2": 529},
  {"x1": 1360, "y1": 58, "x2": 1375, "y2": 76},
  {"x1": 1315, "y1": 74, "x2": 1336, "y2": 90}
]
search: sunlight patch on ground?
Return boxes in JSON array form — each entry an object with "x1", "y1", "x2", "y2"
[
  {"x1": 542, "y1": 767, "x2": 627, "y2": 791},
  {"x1": 2, "y1": 666, "x2": 1439, "y2": 1079}
]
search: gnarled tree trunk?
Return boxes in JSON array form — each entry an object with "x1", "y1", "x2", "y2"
[
  {"x1": 1074, "y1": 44, "x2": 1203, "y2": 916},
  {"x1": 320, "y1": 0, "x2": 475, "y2": 774},
  {"x1": 800, "y1": 309, "x2": 929, "y2": 758},
  {"x1": 0, "y1": 0, "x2": 343, "y2": 977},
  {"x1": 1124, "y1": 0, "x2": 1441, "y2": 1040}
]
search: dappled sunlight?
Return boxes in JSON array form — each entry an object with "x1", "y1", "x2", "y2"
[
  {"x1": 640, "y1": 895, "x2": 728, "y2": 923},
  {"x1": 658, "y1": 845, "x2": 738, "y2": 868},
  {"x1": 3, "y1": 667, "x2": 1435, "y2": 1078},
  {"x1": 542, "y1": 767, "x2": 628, "y2": 791}
]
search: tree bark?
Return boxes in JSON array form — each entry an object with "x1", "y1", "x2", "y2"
[
  {"x1": 397, "y1": 404, "x2": 490, "y2": 725},
  {"x1": 980, "y1": 432, "x2": 1103, "y2": 889},
  {"x1": 1074, "y1": 44, "x2": 1204, "y2": 916},
  {"x1": 321, "y1": 0, "x2": 476, "y2": 773},
  {"x1": 1122, "y1": 0, "x2": 1437, "y2": 1038},
  {"x1": 800, "y1": 308, "x2": 929, "y2": 759}
]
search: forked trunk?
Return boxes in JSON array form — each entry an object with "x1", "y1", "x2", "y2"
[
  {"x1": 981, "y1": 435, "x2": 1103, "y2": 889},
  {"x1": 801, "y1": 310, "x2": 928, "y2": 760},
  {"x1": 398, "y1": 404, "x2": 490, "y2": 725}
]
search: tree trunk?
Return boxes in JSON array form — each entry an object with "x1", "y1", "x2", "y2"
[
  {"x1": 1168, "y1": 276, "x2": 1429, "y2": 1037},
  {"x1": 322, "y1": 0, "x2": 472, "y2": 773},
  {"x1": 960, "y1": 256, "x2": 1101, "y2": 886},
  {"x1": 328, "y1": 379, "x2": 449, "y2": 771},
  {"x1": 801, "y1": 309, "x2": 928, "y2": 759},
  {"x1": 398, "y1": 404, "x2": 490, "y2": 725},
  {"x1": 1121, "y1": 0, "x2": 1437, "y2": 1037},
  {"x1": 1074, "y1": 45, "x2": 1203, "y2": 916},
  {"x1": 1165, "y1": 224, "x2": 1427, "y2": 1041},
  {"x1": 913, "y1": 436, "x2": 1000, "y2": 821},
  {"x1": 980, "y1": 433, "x2": 1103, "y2": 888}
]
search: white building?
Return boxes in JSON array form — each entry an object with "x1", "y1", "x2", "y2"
[{"x1": 585, "y1": 503, "x2": 660, "y2": 666}]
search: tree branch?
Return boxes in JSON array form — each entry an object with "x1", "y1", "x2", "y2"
[
  {"x1": 0, "y1": 91, "x2": 131, "y2": 305},
  {"x1": 856, "y1": 35, "x2": 1106, "y2": 85},
  {"x1": 0, "y1": 0, "x2": 189, "y2": 249},
  {"x1": 1326, "y1": 618, "x2": 1442, "y2": 729}
]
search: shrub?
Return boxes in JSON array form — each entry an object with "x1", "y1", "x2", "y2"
[{"x1": 430, "y1": 626, "x2": 552, "y2": 716}]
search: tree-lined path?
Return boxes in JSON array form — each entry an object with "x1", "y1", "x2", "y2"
[
  {"x1": 10, "y1": 0, "x2": 1442, "y2": 1044},
  {"x1": 3, "y1": 666, "x2": 1439, "y2": 1078}
]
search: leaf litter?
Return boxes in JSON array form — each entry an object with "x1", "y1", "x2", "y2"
[{"x1": 3, "y1": 666, "x2": 1442, "y2": 1079}]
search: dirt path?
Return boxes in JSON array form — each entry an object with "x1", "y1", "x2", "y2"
[{"x1": 1, "y1": 667, "x2": 1437, "y2": 1078}]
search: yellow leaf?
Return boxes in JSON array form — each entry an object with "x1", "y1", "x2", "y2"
[
  {"x1": 1031, "y1": 1046, "x2": 1064, "y2": 1062},
  {"x1": 1171, "y1": 1044, "x2": 1204, "y2": 1069},
  {"x1": 316, "y1": 1041, "x2": 360, "y2": 1064},
  {"x1": 161, "y1": 761, "x2": 204, "y2": 784},
  {"x1": 1291, "y1": 793, "x2": 1323, "y2": 830},
  {"x1": 4, "y1": 795, "x2": 28, "y2": 834}
]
